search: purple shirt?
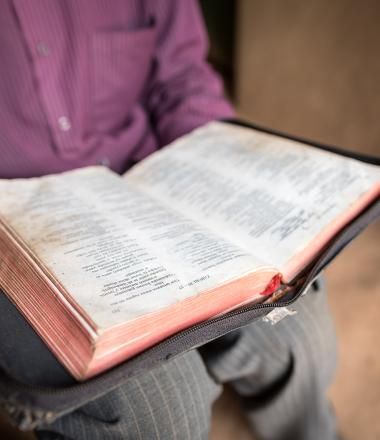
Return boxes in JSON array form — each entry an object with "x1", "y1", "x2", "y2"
[{"x1": 0, "y1": 0, "x2": 233, "y2": 179}]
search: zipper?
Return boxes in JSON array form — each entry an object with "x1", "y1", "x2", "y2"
[
  {"x1": 0, "y1": 274, "x2": 311, "y2": 395},
  {"x1": 163, "y1": 276, "x2": 309, "y2": 350}
]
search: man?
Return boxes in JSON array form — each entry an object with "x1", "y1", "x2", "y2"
[{"x1": 0, "y1": 1, "x2": 338, "y2": 438}]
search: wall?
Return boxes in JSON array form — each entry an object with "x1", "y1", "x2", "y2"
[
  {"x1": 235, "y1": 3, "x2": 380, "y2": 439},
  {"x1": 236, "y1": 0, "x2": 380, "y2": 156}
]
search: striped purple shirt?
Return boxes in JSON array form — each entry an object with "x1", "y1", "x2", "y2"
[{"x1": 0, "y1": 0, "x2": 233, "y2": 179}]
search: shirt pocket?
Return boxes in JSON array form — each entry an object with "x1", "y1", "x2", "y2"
[{"x1": 91, "y1": 25, "x2": 156, "y2": 132}]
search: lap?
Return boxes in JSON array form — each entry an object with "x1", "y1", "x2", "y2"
[{"x1": 0, "y1": 279, "x2": 336, "y2": 439}]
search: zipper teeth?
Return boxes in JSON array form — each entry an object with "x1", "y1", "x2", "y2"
[
  {"x1": 164, "y1": 275, "x2": 310, "y2": 343},
  {"x1": 167, "y1": 291, "x2": 303, "y2": 341}
]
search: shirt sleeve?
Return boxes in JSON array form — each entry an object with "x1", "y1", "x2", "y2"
[{"x1": 146, "y1": 0, "x2": 235, "y2": 146}]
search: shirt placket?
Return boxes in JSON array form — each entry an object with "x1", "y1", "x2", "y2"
[{"x1": 12, "y1": 0, "x2": 78, "y2": 159}]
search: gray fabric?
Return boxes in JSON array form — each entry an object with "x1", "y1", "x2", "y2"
[{"x1": 35, "y1": 280, "x2": 338, "y2": 440}]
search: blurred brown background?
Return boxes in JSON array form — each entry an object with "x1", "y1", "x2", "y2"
[
  {"x1": 207, "y1": 1, "x2": 380, "y2": 439},
  {"x1": 2, "y1": 0, "x2": 380, "y2": 438}
]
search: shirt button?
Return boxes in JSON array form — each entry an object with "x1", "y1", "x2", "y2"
[
  {"x1": 98, "y1": 157, "x2": 110, "y2": 167},
  {"x1": 36, "y1": 41, "x2": 50, "y2": 57},
  {"x1": 58, "y1": 116, "x2": 71, "y2": 132}
]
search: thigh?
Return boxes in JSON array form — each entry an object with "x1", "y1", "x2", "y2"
[
  {"x1": 200, "y1": 279, "x2": 338, "y2": 440},
  {"x1": 36, "y1": 350, "x2": 222, "y2": 440},
  {"x1": 201, "y1": 278, "x2": 337, "y2": 394}
]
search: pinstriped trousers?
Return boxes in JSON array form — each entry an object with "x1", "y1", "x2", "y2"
[{"x1": 36, "y1": 279, "x2": 338, "y2": 440}]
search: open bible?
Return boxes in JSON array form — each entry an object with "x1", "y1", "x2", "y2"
[{"x1": 0, "y1": 121, "x2": 379, "y2": 380}]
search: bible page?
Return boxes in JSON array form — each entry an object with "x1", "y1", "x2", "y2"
[
  {"x1": 0, "y1": 167, "x2": 268, "y2": 329},
  {"x1": 125, "y1": 122, "x2": 380, "y2": 281}
]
